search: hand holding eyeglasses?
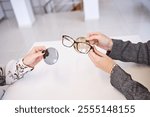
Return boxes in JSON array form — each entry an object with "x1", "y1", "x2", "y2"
[
  {"x1": 88, "y1": 47, "x2": 116, "y2": 74},
  {"x1": 87, "y1": 32, "x2": 113, "y2": 51},
  {"x1": 62, "y1": 34, "x2": 116, "y2": 74},
  {"x1": 62, "y1": 35, "x2": 97, "y2": 54},
  {"x1": 87, "y1": 32, "x2": 117, "y2": 74}
]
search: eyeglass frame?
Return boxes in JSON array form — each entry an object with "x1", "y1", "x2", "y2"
[{"x1": 62, "y1": 35, "x2": 94, "y2": 54}]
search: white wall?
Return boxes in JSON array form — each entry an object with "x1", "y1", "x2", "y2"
[
  {"x1": 0, "y1": 4, "x2": 4, "y2": 20},
  {"x1": 10, "y1": 0, "x2": 35, "y2": 27}
]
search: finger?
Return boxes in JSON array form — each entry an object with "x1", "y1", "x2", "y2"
[
  {"x1": 32, "y1": 51, "x2": 44, "y2": 59},
  {"x1": 88, "y1": 50, "x2": 98, "y2": 64},
  {"x1": 86, "y1": 37, "x2": 97, "y2": 45},
  {"x1": 34, "y1": 46, "x2": 46, "y2": 52},
  {"x1": 31, "y1": 56, "x2": 43, "y2": 67},
  {"x1": 88, "y1": 35, "x2": 101, "y2": 41},
  {"x1": 88, "y1": 49, "x2": 104, "y2": 67},
  {"x1": 87, "y1": 36, "x2": 100, "y2": 46},
  {"x1": 35, "y1": 56, "x2": 43, "y2": 63},
  {"x1": 92, "y1": 47, "x2": 105, "y2": 57},
  {"x1": 89, "y1": 48, "x2": 101, "y2": 59},
  {"x1": 88, "y1": 32, "x2": 100, "y2": 37},
  {"x1": 30, "y1": 46, "x2": 46, "y2": 54}
]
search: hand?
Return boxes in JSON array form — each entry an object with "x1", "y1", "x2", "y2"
[
  {"x1": 23, "y1": 46, "x2": 46, "y2": 68},
  {"x1": 88, "y1": 47, "x2": 116, "y2": 74},
  {"x1": 87, "y1": 32, "x2": 113, "y2": 51}
]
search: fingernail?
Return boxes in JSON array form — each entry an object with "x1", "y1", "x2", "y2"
[
  {"x1": 42, "y1": 50, "x2": 45, "y2": 53},
  {"x1": 86, "y1": 40, "x2": 89, "y2": 43}
]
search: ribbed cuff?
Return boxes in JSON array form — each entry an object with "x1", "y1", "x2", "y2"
[
  {"x1": 17, "y1": 59, "x2": 33, "y2": 72},
  {"x1": 107, "y1": 39, "x2": 123, "y2": 59}
]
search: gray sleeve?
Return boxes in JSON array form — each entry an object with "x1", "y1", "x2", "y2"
[
  {"x1": 110, "y1": 65, "x2": 150, "y2": 100},
  {"x1": 107, "y1": 40, "x2": 150, "y2": 65}
]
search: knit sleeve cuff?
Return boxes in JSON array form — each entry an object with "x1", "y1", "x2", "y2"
[
  {"x1": 106, "y1": 39, "x2": 124, "y2": 59},
  {"x1": 5, "y1": 59, "x2": 33, "y2": 84}
]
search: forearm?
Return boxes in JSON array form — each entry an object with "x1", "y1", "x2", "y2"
[
  {"x1": 107, "y1": 40, "x2": 150, "y2": 65},
  {"x1": 0, "y1": 59, "x2": 33, "y2": 99},
  {"x1": 1, "y1": 59, "x2": 33, "y2": 85},
  {"x1": 5, "y1": 59, "x2": 33, "y2": 85},
  {"x1": 110, "y1": 65, "x2": 150, "y2": 100}
]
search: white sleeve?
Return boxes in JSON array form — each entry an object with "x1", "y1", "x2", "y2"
[{"x1": 5, "y1": 59, "x2": 33, "y2": 85}]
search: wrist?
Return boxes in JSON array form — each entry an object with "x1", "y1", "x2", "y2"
[
  {"x1": 22, "y1": 58, "x2": 34, "y2": 69},
  {"x1": 108, "y1": 63, "x2": 117, "y2": 74},
  {"x1": 17, "y1": 58, "x2": 33, "y2": 72},
  {"x1": 110, "y1": 64, "x2": 117, "y2": 75}
]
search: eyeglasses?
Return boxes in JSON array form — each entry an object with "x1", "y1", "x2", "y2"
[{"x1": 62, "y1": 35, "x2": 93, "y2": 54}]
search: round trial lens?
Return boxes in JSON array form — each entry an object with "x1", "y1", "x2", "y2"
[{"x1": 43, "y1": 47, "x2": 59, "y2": 65}]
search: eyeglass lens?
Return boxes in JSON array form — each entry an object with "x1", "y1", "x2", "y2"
[
  {"x1": 77, "y1": 42, "x2": 91, "y2": 53},
  {"x1": 43, "y1": 47, "x2": 59, "y2": 65},
  {"x1": 75, "y1": 37, "x2": 91, "y2": 54}
]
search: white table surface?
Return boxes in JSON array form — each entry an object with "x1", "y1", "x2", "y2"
[{"x1": 3, "y1": 36, "x2": 150, "y2": 100}]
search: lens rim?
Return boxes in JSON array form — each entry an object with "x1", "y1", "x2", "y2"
[{"x1": 62, "y1": 35, "x2": 75, "y2": 47}]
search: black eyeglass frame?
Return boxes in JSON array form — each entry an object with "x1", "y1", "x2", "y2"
[{"x1": 62, "y1": 35, "x2": 93, "y2": 54}]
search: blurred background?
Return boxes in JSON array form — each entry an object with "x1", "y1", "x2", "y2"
[{"x1": 0, "y1": 0, "x2": 150, "y2": 65}]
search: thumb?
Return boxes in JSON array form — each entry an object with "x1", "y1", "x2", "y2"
[
  {"x1": 86, "y1": 37, "x2": 98, "y2": 45},
  {"x1": 88, "y1": 47, "x2": 104, "y2": 60},
  {"x1": 88, "y1": 32, "x2": 100, "y2": 37},
  {"x1": 92, "y1": 47, "x2": 105, "y2": 57}
]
